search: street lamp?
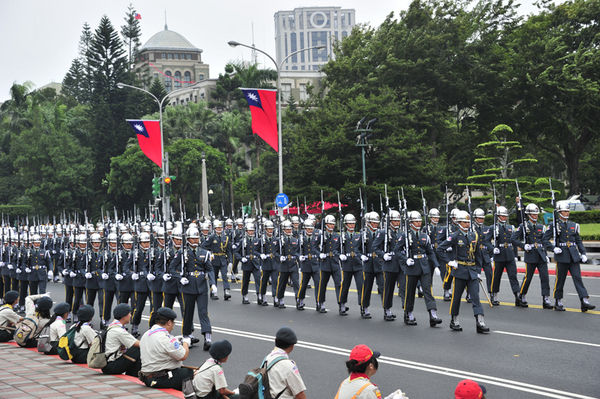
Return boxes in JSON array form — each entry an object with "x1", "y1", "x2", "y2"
[
  {"x1": 227, "y1": 40, "x2": 326, "y2": 201},
  {"x1": 355, "y1": 117, "x2": 377, "y2": 185},
  {"x1": 116, "y1": 81, "x2": 201, "y2": 220}
]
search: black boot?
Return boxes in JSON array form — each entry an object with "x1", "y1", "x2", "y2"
[
  {"x1": 476, "y1": 314, "x2": 490, "y2": 334},
  {"x1": 581, "y1": 298, "x2": 596, "y2": 312},
  {"x1": 383, "y1": 309, "x2": 395, "y2": 321},
  {"x1": 443, "y1": 290, "x2": 451, "y2": 302},
  {"x1": 518, "y1": 294, "x2": 528, "y2": 307},
  {"x1": 403, "y1": 312, "x2": 417, "y2": 326},
  {"x1": 339, "y1": 303, "x2": 348, "y2": 316},
  {"x1": 491, "y1": 293, "x2": 500, "y2": 306},
  {"x1": 542, "y1": 296, "x2": 553, "y2": 309},
  {"x1": 465, "y1": 293, "x2": 472, "y2": 303},
  {"x1": 554, "y1": 299, "x2": 565, "y2": 311},
  {"x1": 296, "y1": 299, "x2": 305, "y2": 310},
  {"x1": 203, "y1": 333, "x2": 211, "y2": 351},
  {"x1": 450, "y1": 315, "x2": 462, "y2": 331},
  {"x1": 429, "y1": 309, "x2": 442, "y2": 327},
  {"x1": 361, "y1": 307, "x2": 371, "y2": 319}
]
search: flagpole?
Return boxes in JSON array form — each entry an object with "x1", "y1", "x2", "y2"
[{"x1": 227, "y1": 41, "x2": 325, "y2": 215}]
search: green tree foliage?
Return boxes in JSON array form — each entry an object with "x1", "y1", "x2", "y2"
[{"x1": 121, "y1": 3, "x2": 142, "y2": 66}]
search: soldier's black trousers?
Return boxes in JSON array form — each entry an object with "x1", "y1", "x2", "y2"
[
  {"x1": 553, "y1": 262, "x2": 588, "y2": 299},
  {"x1": 132, "y1": 291, "x2": 149, "y2": 326},
  {"x1": 73, "y1": 286, "x2": 85, "y2": 313},
  {"x1": 481, "y1": 262, "x2": 492, "y2": 293},
  {"x1": 182, "y1": 292, "x2": 211, "y2": 336},
  {"x1": 260, "y1": 270, "x2": 278, "y2": 299},
  {"x1": 119, "y1": 290, "x2": 135, "y2": 309},
  {"x1": 396, "y1": 270, "x2": 406, "y2": 301},
  {"x1": 163, "y1": 292, "x2": 184, "y2": 320},
  {"x1": 149, "y1": 291, "x2": 164, "y2": 323},
  {"x1": 241, "y1": 269, "x2": 260, "y2": 297},
  {"x1": 297, "y1": 271, "x2": 319, "y2": 302},
  {"x1": 405, "y1": 273, "x2": 436, "y2": 313},
  {"x1": 18, "y1": 280, "x2": 29, "y2": 306},
  {"x1": 520, "y1": 262, "x2": 550, "y2": 297},
  {"x1": 317, "y1": 269, "x2": 341, "y2": 304},
  {"x1": 86, "y1": 288, "x2": 103, "y2": 320},
  {"x1": 277, "y1": 270, "x2": 299, "y2": 300},
  {"x1": 102, "y1": 289, "x2": 117, "y2": 321},
  {"x1": 491, "y1": 260, "x2": 520, "y2": 295},
  {"x1": 383, "y1": 271, "x2": 399, "y2": 310},
  {"x1": 64, "y1": 284, "x2": 74, "y2": 311},
  {"x1": 0, "y1": 275, "x2": 4, "y2": 299},
  {"x1": 28, "y1": 280, "x2": 39, "y2": 296},
  {"x1": 339, "y1": 270, "x2": 363, "y2": 306},
  {"x1": 450, "y1": 277, "x2": 483, "y2": 316},
  {"x1": 361, "y1": 271, "x2": 383, "y2": 309},
  {"x1": 443, "y1": 264, "x2": 453, "y2": 291},
  {"x1": 2, "y1": 275, "x2": 11, "y2": 296}
]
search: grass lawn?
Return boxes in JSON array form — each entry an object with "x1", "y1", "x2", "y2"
[{"x1": 580, "y1": 223, "x2": 600, "y2": 240}]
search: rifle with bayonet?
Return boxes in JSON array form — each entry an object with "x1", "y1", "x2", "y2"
[
  {"x1": 383, "y1": 185, "x2": 390, "y2": 253},
  {"x1": 337, "y1": 191, "x2": 344, "y2": 254},
  {"x1": 320, "y1": 190, "x2": 325, "y2": 252},
  {"x1": 549, "y1": 178, "x2": 558, "y2": 246},
  {"x1": 401, "y1": 188, "x2": 410, "y2": 258},
  {"x1": 466, "y1": 185, "x2": 473, "y2": 232},
  {"x1": 515, "y1": 179, "x2": 527, "y2": 241},
  {"x1": 420, "y1": 188, "x2": 428, "y2": 235}
]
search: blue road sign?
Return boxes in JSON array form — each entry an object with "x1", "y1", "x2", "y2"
[{"x1": 275, "y1": 193, "x2": 289, "y2": 208}]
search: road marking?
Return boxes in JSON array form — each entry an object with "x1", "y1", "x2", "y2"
[
  {"x1": 568, "y1": 293, "x2": 600, "y2": 298},
  {"x1": 494, "y1": 330, "x2": 600, "y2": 348},
  {"x1": 140, "y1": 316, "x2": 597, "y2": 399}
]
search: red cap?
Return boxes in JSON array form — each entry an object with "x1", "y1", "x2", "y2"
[
  {"x1": 455, "y1": 379, "x2": 484, "y2": 399},
  {"x1": 349, "y1": 344, "x2": 380, "y2": 364}
]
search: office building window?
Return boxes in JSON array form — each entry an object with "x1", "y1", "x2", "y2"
[
  {"x1": 184, "y1": 71, "x2": 192, "y2": 86},
  {"x1": 165, "y1": 71, "x2": 172, "y2": 90},
  {"x1": 281, "y1": 83, "x2": 292, "y2": 101},
  {"x1": 290, "y1": 32, "x2": 297, "y2": 63},
  {"x1": 299, "y1": 84, "x2": 307, "y2": 101},
  {"x1": 174, "y1": 71, "x2": 182, "y2": 88},
  {"x1": 288, "y1": 14, "x2": 295, "y2": 29}
]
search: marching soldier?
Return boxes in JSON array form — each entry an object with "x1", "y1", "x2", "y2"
[
  {"x1": 116, "y1": 233, "x2": 136, "y2": 308},
  {"x1": 424, "y1": 209, "x2": 443, "y2": 284},
  {"x1": 259, "y1": 221, "x2": 279, "y2": 306},
  {"x1": 85, "y1": 232, "x2": 103, "y2": 321},
  {"x1": 71, "y1": 233, "x2": 89, "y2": 318},
  {"x1": 101, "y1": 232, "x2": 119, "y2": 327},
  {"x1": 543, "y1": 200, "x2": 595, "y2": 312},
  {"x1": 131, "y1": 231, "x2": 152, "y2": 337},
  {"x1": 337, "y1": 214, "x2": 364, "y2": 316},
  {"x1": 382, "y1": 210, "x2": 401, "y2": 321},
  {"x1": 148, "y1": 226, "x2": 167, "y2": 323},
  {"x1": 490, "y1": 206, "x2": 521, "y2": 306},
  {"x1": 237, "y1": 222, "x2": 261, "y2": 304},
  {"x1": 1, "y1": 229, "x2": 12, "y2": 297},
  {"x1": 472, "y1": 209, "x2": 494, "y2": 295},
  {"x1": 58, "y1": 234, "x2": 75, "y2": 321},
  {"x1": 297, "y1": 219, "x2": 320, "y2": 310},
  {"x1": 436, "y1": 208, "x2": 459, "y2": 301},
  {"x1": 395, "y1": 211, "x2": 442, "y2": 327},
  {"x1": 163, "y1": 227, "x2": 184, "y2": 319},
  {"x1": 512, "y1": 203, "x2": 552, "y2": 309},
  {"x1": 276, "y1": 220, "x2": 300, "y2": 309},
  {"x1": 202, "y1": 220, "x2": 233, "y2": 301},
  {"x1": 16, "y1": 232, "x2": 30, "y2": 310},
  {"x1": 316, "y1": 215, "x2": 341, "y2": 314},
  {"x1": 170, "y1": 226, "x2": 213, "y2": 350},
  {"x1": 438, "y1": 211, "x2": 489, "y2": 333},
  {"x1": 291, "y1": 216, "x2": 301, "y2": 238},
  {"x1": 361, "y1": 212, "x2": 385, "y2": 319},
  {"x1": 26, "y1": 234, "x2": 51, "y2": 295}
]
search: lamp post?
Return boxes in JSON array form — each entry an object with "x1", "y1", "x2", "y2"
[
  {"x1": 355, "y1": 118, "x2": 377, "y2": 185},
  {"x1": 116, "y1": 82, "x2": 200, "y2": 221},
  {"x1": 227, "y1": 41, "x2": 326, "y2": 203},
  {"x1": 201, "y1": 151, "x2": 209, "y2": 219}
]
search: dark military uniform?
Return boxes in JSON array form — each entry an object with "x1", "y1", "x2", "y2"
[
  {"x1": 382, "y1": 227, "x2": 401, "y2": 315},
  {"x1": 85, "y1": 250, "x2": 103, "y2": 317},
  {"x1": 361, "y1": 229, "x2": 385, "y2": 315},
  {"x1": 58, "y1": 245, "x2": 75, "y2": 314},
  {"x1": 148, "y1": 246, "x2": 167, "y2": 322},
  {"x1": 102, "y1": 250, "x2": 119, "y2": 323},
  {"x1": 490, "y1": 223, "x2": 520, "y2": 303},
  {"x1": 259, "y1": 234, "x2": 280, "y2": 306},
  {"x1": 72, "y1": 248, "x2": 89, "y2": 314},
  {"x1": 163, "y1": 247, "x2": 184, "y2": 318},
  {"x1": 236, "y1": 234, "x2": 261, "y2": 303},
  {"x1": 338, "y1": 230, "x2": 364, "y2": 312},
  {"x1": 16, "y1": 245, "x2": 30, "y2": 308},
  {"x1": 1, "y1": 242, "x2": 10, "y2": 297},
  {"x1": 512, "y1": 220, "x2": 550, "y2": 304},
  {"x1": 132, "y1": 248, "x2": 152, "y2": 328},
  {"x1": 117, "y1": 250, "x2": 135, "y2": 307},
  {"x1": 297, "y1": 231, "x2": 321, "y2": 309},
  {"x1": 474, "y1": 222, "x2": 494, "y2": 294},
  {"x1": 435, "y1": 223, "x2": 458, "y2": 296},
  {"x1": 26, "y1": 247, "x2": 51, "y2": 295},
  {"x1": 202, "y1": 232, "x2": 232, "y2": 299},
  {"x1": 276, "y1": 234, "x2": 300, "y2": 307},
  {"x1": 316, "y1": 230, "x2": 341, "y2": 311}
]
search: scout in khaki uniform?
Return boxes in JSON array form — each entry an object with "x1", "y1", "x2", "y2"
[
  {"x1": 0, "y1": 290, "x2": 21, "y2": 341},
  {"x1": 263, "y1": 327, "x2": 306, "y2": 399},
  {"x1": 193, "y1": 340, "x2": 239, "y2": 399},
  {"x1": 102, "y1": 303, "x2": 141, "y2": 376}
]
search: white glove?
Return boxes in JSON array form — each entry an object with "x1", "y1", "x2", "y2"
[
  {"x1": 339, "y1": 254, "x2": 347, "y2": 261},
  {"x1": 25, "y1": 267, "x2": 31, "y2": 273},
  {"x1": 260, "y1": 254, "x2": 267, "y2": 260},
  {"x1": 115, "y1": 273, "x2": 123, "y2": 280},
  {"x1": 319, "y1": 253, "x2": 327, "y2": 259},
  {"x1": 280, "y1": 255, "x2": 287, "y2": 262},
  {"x1": 553, "y1": 247, "x2": 562, "y2": 254},
  {"x1": 0, "y1": 262, "x2": 4, "y2": 267},
  {"x1": 85, "y1": 272, "x2": 92, "y2": 279},
  {"x1": 477, "y1": 273, "x2": 482, "y2": 280},
  {"x1": 16, "y1": 268, "x2": 21, "y2": 274},
  {"x1": 406, "y1": 258, "x2": 415, "y2": 266},
  {"x1": 7, "y1": 264, "x2": 13, "y2": 270},
  {"x1": 581, "y1": 255, "x2": 588, "y2": 263},
  {"x1": 52, "y1": 250, "x2": 56, "y2": 254},
  {"x1": 180, "y1": 277, "x2": 189, "y2": 285},
  {"x1": 545, "y1": 256, "x2": 550, "y2": 263},
  {"x1": 61, "y1": 269, "x2": 67, "y2": 276},
  {"x1": 434, "y1": 267, "x2": 441, "y2": 276},
  {"x1": 383, "y1": 389, "x2": 409, "y2": 399},
  {"x1": 299, "y1": 255, "x2": 306, "y2": 262},
  {"x1": 162, "y1": 274, "x2": 171, "y2": 281},
  {"x1": 446, "y1": 246, "x2": 453, "y2": 252},
  {"x1": 181, "y1": 337, "x2": 191, "y2": 346},
  {"x1": 131, "y1": 273, "x2": 139, "y2": 280},
  {"x1": 211, "y1": 284, "x2": 217, "y2": 295},
  {"x1": 232, "y1": 244, "x2": 237, "y2": 250},
  {"x1": 147, "y1": 273, "x2": 155, "y2": 281},
  {"x1": 47, "y1": 270, "x2": 54, "y2": 279},
  {"x1": 241, "y1": 257, "x2": 248, "y2": 263},
  {"x1": 101, "y1": 273, "x2": 109, "y2": 280},
  {"x1": 227, "y1": 262, "x2": 233, "y2": 274},
  {"x1": 361, "y1": 255, "x2": 369, "y2": 262},
  {"x1": 493, "y1": 248, "x2": 501, "y2": 255},
  {"x1": 383, "y1": 253, "x2": 392, "y2": 261},
  {"x1": 524, "y1": 244, "x2": 532, "y2": 251},
  {"x1": 448, "y1": 260, "x2": 458, "y2": 269},
  {"x1": 69, "y1": 271, "x2": 77, "y2": 278}
]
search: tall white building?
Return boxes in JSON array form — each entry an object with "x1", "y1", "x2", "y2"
[{"x1": 274, "y1": 7, "x2": 356, "y2": 71}]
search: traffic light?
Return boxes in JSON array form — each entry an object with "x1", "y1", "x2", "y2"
[
  {"x1": 164, "y1": 175, "x2": 176, "y2": 195},
  {"x1": 151, "y1": 177, "x2": 161, "y2": 197}
]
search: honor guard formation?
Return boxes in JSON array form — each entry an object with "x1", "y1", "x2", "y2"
[{"x1": 0, "y1": 189, "x2": 595, "y2": 398}]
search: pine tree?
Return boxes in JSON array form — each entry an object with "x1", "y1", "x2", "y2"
[{"x1": 121, "y1": 4, "x2": 142, "y2": 66}]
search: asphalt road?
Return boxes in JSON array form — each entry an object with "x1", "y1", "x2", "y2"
[{"x1": 43, "y1": 271, "x2": 600, "y2": 399}]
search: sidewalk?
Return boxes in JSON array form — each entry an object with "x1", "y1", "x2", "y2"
[
  {"x1": 515, "y1": 260, "x2": 600, "y2": 277},
  {"x1": 0, "y1": 342, "x2": 183, "y2": 399}
]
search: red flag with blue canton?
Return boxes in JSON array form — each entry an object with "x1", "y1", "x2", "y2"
[
  {"x1": 241, "y1": 88, "x2": 278, "y2": 152},
  {"x1": 127, "y1": 120, "x2": 162, "y2": 168}
]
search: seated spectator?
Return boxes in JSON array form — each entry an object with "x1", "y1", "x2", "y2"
[
  {"x1": 455, "y1": 379, "x2": 486, "y2": 399},
  {"x1": 45, "y1": 302, "x2": 70, "y2": 354},
  {"x1": 102, "y1": 303, "x2": 141, "y2": 376},
  {"x1": 263, "y1": 327, "x2": 306, "y2": 399},
  {"x1": 71, "y1": 305, "x2": 96, "y2": 363},
  {"x1": 193, "y1": 339, "x2": 238, "y2": 399},
  {"x1": 0, "y1": 291, "x2": 22, "y2": 342},
  {"x1": 20, "y1": 293, "x2": 53, "y2": 347}
]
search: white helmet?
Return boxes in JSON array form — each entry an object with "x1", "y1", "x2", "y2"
[
  {"x1": 213, "y1": 220, "x2": 223, "y2": 228},
  {"x1": 291, "y1": 216, "x2": 300, "y2": 224},
  {"x1": 343, "y1": 214, "x2": 356, "y2": 224},
  {"x1": 264, "y1": 220, "x2": 274, "y2": 229},
  {"x1": 186, "y1": 228, "x2": 200, "y2": 239},
  {"x1": 32, "y1": 234, "x2": 41, "y2": 242},
  {"x1": 281, "y1": 220, "x2": 293, "y2": 230},
  {"x1": 307, "y1": 214, "x2": 316, "y2": 221},
  {"x1": 456, "y1": 210, "x2": 471, "y2": 223},
  {"x1": 200, "y1": 222, "x2": 211, "y2": 232},
  {"x1": 450, "y1": 208, "x2": 460, "y2": 219},
  {"x1": 408, "y1": 211, "x2": 422, "y2": 222},
  {"x1": 497, "y1": 206, "x2": 509, "y2": 217},
  {"x1": 473, "y1": 208, "x2": 485, "y2": 219},
  {"x1": 235, "y1": 218, "x2": 243, "y2": 226},
  {"x1": 556, "y1": 200, "x2": 570, "y2": 213},
  {"x1": 76, "y1": 233, "x2": 87, "y2": 244},
  {"x1": 225, "y1": 218, "x2": 233, "y2": 226},
  {"x1": 245, "y1": 222, "x2": 255, "y2": 231},
  {"x1": 324, "y1": 215, "x2": 336, "y2": 224},
  {"x1": 303, "y1": 220, "x2": 314, "y2": 229},
  {"x1": 172, "y1": 227, "x2": 183, "y2": 239},
  {"x1": 139, "y1": 232, "x2": 150, "y2": 242},
  {"x1": 389, "y1": 210, "x2": 401, "y2": 221},
  {"x1": 121, "y1": 233, "x2": 133, "y2": 244},
  {"x1": 525, "y1": 203, "x2": 540, "y2": 215},
  {"x1": 90, "y1": 233, "x2": 101, "y2": 243},
  {"x1": 366, "y1": 212, "x2": 380, "y2": 224},
  {"x1": 155, "y1": 227, "x2": 165, "y2": 237},
  {"x1": 107, "y1": 233, "x2": 117, "y2": 243}
]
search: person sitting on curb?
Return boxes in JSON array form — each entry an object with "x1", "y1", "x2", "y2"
[
  {"x1": 0, "y1": 291, "x2": 22, "y2": 342},
  {"x1": 139, "y1": 307, "x2": 192, "y2": 390},
  {"x1": 21, "y1": 293, "x2": 53, "y2": 347},
  {"x1": 71, "y1": 305, "x2": 96, "y2": 363},
  {"x1": 46, "y1": 302, "x2": 69, "y2": 354},
  {"x1": 193, "y1": 339, "x2": 239, "y2": 399},
  {"x1": 263, "y1": 327, "x2": 307, "y2": 399},
  {"x1": 102, "y1": 303, "x2": 141, "y2": 376}
]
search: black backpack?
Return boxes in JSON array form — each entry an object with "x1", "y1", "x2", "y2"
[{"x1": 238, "y1": 355, "x2": 287, "y2": 399}]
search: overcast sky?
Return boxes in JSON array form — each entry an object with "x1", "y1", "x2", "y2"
[{"x1": 0, "y1": 0, "x2": 547, "y2": 102}]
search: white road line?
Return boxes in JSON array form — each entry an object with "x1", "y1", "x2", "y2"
[
  {"x1": 140, "y1": 316, "x2": 598, "y2": 399},
  {"x1": 567, "y1": 293, "x2": 600, "y2": 298},
  {"x1": 494, "y1": 330, "x2": 600, "y2": 348}
]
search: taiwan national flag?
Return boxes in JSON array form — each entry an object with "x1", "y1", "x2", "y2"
[
  {"x1": 241, "y1": 88, "x2": 278, "y2": 152},
  {"x1": 127, "y1": 120, "x2": 162, "y2": 168}
]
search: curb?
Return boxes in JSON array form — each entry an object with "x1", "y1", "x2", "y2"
[{"x1": 516, "y1": 267, "x2": 600, "y2": 277}]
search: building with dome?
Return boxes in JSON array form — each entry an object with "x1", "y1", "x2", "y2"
[{"x1": 135, "y1": 24, "x2": 211, "y2": 94}]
